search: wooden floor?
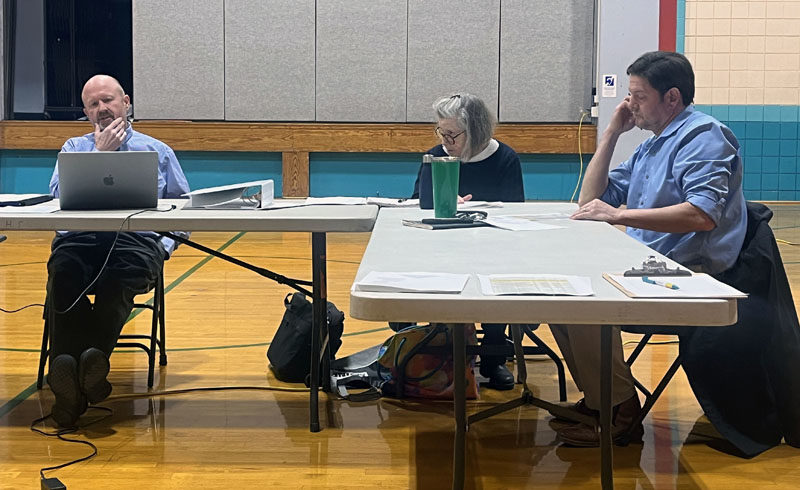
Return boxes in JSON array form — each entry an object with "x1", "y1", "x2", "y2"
[{"x1": 1, "y1": 204, "x2": 800, "y2": 489}]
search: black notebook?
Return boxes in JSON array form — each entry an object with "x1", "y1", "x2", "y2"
[
  {"x1": 402, "y1": 218, "x2": 490, "y2": 230},
  {"x1": 0, "y1": 195, "x2": 53, "y2": 207}
]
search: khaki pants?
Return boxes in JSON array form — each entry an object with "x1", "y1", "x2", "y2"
[{"x1": 549, "y1": 324, "x2": 636, "y2": 410}]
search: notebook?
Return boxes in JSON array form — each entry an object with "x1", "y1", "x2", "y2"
[{"x1": 57, "y1": 151, "x2": 159, "y2": 210}]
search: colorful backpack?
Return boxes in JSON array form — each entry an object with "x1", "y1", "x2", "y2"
[{"x1": 332, "y1": 323, "x2": 479, "y2": 400}]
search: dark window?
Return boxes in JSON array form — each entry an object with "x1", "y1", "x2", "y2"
[{"x1": 5, "y1": 0, "x2": 132, "y2": 120}]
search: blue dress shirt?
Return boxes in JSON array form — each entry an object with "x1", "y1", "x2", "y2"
[
  {"x1": 49, "y1": 126, "x2": 191, "y2": 255},
  {"x1": 600, "y1": 106, "x2": 746, "y2": 274}
]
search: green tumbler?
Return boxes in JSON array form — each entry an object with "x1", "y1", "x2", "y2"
[{"x1": 431, "y1": 156, "x2": 461, "y2": 218}]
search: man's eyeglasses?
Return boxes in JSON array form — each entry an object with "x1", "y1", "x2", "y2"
[{"x1": 435, "y1": 127, "x2": 465, "y2": 145}]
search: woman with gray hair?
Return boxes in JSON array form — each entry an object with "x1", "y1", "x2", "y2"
[
  {"x1": 412, "y1": 93, "x2": 524, "y2": 206},
  {"x1": 408, "y1": 93, "x2": 524, "y2": 390}
]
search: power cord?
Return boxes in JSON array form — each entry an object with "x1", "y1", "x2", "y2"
[
  {"x1": 32, "y1": 406, "x2": 113, "y2": 489},
  {"x1": 1, "y1": 303, "x2": 44, "y2": 313},
  {"x1": 33, "y1": 384, "x2": 308, "y2": 487},
  {"x1": 53, "y1": 207, "x2": 174, "y2": 315},
  {"x1": 569, "y1": 111, "x2": 589, "y2": 203}
]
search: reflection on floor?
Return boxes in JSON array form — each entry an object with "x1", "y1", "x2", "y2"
[{"x1": 1, "y1": 204, "x2": 800, "y2": 488}]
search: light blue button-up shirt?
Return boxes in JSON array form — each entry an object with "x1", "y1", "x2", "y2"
[
  {"x1": 49, "y1": 126, "x2": 191, "y2": 255},
  {"x1": 600, "y1": 106, "x2": 746, "y2": 274}
]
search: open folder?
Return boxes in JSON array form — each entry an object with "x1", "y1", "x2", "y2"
[
  {"x1": 183, "y1": 180, "x2": 274, "y2": 209},
  {"x1": 603, "y1": 273, "x2": 747, "y2": 299}
]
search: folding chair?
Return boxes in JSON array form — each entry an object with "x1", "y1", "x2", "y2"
[
  {"x1": 476, "y1": 323, "x2": 568, "y2": 401},
  {"x1": 616, "y1": 326, "x2": 685, "y2": 444},
  {"x1": 37, "y1": 265, "x2": 167, "y2": 389}
]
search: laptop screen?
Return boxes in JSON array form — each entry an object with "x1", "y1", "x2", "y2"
[{"x1": 57, "y1": 151, "x2": 159, "y2": 210}]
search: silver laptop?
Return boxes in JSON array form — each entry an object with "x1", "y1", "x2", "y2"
[{"x1": 57, "y1": 151, "x2": 159, "y2": 210}]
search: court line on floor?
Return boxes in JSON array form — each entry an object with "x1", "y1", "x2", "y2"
[
  {"x1": 0, "y1": 231, "x2": 246, "y2": 419},
  {"x1": 0, "y1": 232, "x2": 389, "y2": 418}
]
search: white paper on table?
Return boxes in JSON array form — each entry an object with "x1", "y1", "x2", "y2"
[
  {"x1": 603, "y1": 273, "x2": 747, "y2": 298},
  {"x1": 483, "y1": 215, "x2": 564, "y2": 231},
  {"x1": 511, "y1": 212, "x2": 573, "y2": 220},
  {"x1": 478, "y1": 274, "x2": 594, "y2": 296},
  {"x1": 366, "y1": 197, "x2": 419, "y2": 207},
  {"x1": 259, "y1": 200, "x2": 310, "y2": 210},
  {"x1": 354, "y1": 271, "x2": 470, "y2": 293},
  {"x1": 459, "y1": 201, "x2": 503, "y2": 209},
  {"x1": 306, "y1": 196, "x2": 368, "y2": 205},
  {"x1": 4, "y1": 203, "x2": 60, "y2": 214}
]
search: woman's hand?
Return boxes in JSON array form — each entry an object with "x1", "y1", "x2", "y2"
[{"x1": 458, "y1": 194, "x2": 473, "y2": 204}]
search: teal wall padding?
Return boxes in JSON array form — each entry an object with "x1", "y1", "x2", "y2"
[{"x1": 0, "y1": 150, "x2": 283, "y2": 196}]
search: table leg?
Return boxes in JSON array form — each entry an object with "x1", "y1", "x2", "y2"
[
  {"x1": 511, "y1": 324, "x2": 528, "y2": 388},
  {"x1": 309, "y1": 232, "x2": 329, "y2": 433},
  {"x1": 600, "y1": 324, "x2": 614, "y2": 489},
  {"x1": 452, "y1": 324, "x2": 466, "y2": 490}
]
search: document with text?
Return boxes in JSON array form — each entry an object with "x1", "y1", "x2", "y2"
[{"x1": 478, "y1": 274, "x2": 594, "y2": 296}]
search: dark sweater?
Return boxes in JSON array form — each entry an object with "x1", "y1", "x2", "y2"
[{"x1": 411, "y1": 141, "x2": 525, "y2": 205}]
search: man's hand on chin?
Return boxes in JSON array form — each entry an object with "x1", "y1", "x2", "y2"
[{"x1": 93, "y1": 117, "x2": 126, "y2": 151}]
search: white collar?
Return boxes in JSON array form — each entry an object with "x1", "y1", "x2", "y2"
[{"x1": 444, "y1": 139, "x2": 499, "y2": 163}]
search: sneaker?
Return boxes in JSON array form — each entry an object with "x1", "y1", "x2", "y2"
[
  {"x1": 79, "y1": 348, "x2": 112, "y2": 404},
  {"x1": 48, "y1": 355, "x2": 87, "y2": 428}
]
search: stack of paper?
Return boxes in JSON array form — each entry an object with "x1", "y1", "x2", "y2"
[
  {"x1": 353, "y1": 271, "x2": 470, "y2": 293},
  {"x1": 483, "y1": 215, "x2": 564, "y2": 231}
]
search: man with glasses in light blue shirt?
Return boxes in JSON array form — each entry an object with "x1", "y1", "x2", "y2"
[
  {"x1": 46, "y1": 75, "x2": 189, "y2": 428},
  {"x1": 549, "y1": 51, "x2": 746, "y2": 447}
]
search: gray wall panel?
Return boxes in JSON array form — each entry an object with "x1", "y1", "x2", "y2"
[
  {"x1": 407, "y1": 0, "x2": 500, "y2": 123},
  {"x1": 225, "y1": 0, "x2": 315, "y2": 121},
  {"x1": 316, "y1": 0, "x2": 407, "y2": 122},
  {"x1": 499, "y1": 0, "x2": 594, "y2": 122},
  {"x1": 132, "y1": 0, "x2": 224, "y2": 120},
  {"x1": 596, "y1": 0, "x2": 658, "y2": 165}
]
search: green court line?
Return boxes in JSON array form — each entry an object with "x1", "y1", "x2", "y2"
[
  {"x1": 0, "y1": 231, "x2": 246, "y2": 419},
  {"x1": 0, "y1": 383, "x2": 38, "y2": 421},
  {"x1": 0, "y1": 233, "x2": 390, "y2": 418}
]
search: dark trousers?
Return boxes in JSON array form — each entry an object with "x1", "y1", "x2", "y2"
[
  {"x1": 388, "y1": 322, "x2": 508, "y2": 369},
  {"x1": 45, "y1": 232, "x2": 164, "y2": 361},
  {"x1": 479, "y1": 323, "x2": 508, "y2": 369}
]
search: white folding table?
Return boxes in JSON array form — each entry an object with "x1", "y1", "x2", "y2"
[
  {"x1": 0, "y1": 198, "x2": 379, "y2": 432},
  {"x1": 349, "y1": 203, "x2": 738, "y2": 489}
]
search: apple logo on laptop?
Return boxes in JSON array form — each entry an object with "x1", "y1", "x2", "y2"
[{"x1": 103, "y1": 175, "x2": 114, "y2": 186}]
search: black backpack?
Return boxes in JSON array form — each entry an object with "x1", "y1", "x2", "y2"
[{"x1": 267, "y1": 292, "x2": 344, "y2": 383}]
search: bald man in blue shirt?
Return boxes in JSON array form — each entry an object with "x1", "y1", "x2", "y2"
[
  {"x1": 46, "y1": 75, "x2": 190, "y2": 428},
  {"x1": 550, "y1": 51, "x2": 746, "y2": 447}
]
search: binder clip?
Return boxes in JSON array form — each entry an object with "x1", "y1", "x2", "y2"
[{"x1": 623, "y1": 256, "x2": 692, "y2": 277}]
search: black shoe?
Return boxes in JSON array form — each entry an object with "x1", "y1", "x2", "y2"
[
  {"x1": 48, "y1": 355, "x2": 87, "y2": 428},
  {"x1": 79, "y1": 348, "x2": 112, "y2": 404},
  {"x1": 479, "y1": 364, "x2": 515, "y2": 390}
]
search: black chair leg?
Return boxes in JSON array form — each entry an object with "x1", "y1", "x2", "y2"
[
  {"x1": 522, "y1": 325, "x2": 568, "y2": 402},
  {"x1": 37, "y1": 320, "x2": 50, "y2": 389},
  {"x1": 37, "y1": 267, "x2": 167, "y2": 390},
  {"x1": 157, "y1": 272, "x2": 167, "y2": 366}
]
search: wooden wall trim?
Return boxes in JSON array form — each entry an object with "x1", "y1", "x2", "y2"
[
  {"x1": 282, "y1": 151, "x2": 310, "y2": 197},
  {"x1": 0, "y1": 120, "x2": 596, "y2": 154}
]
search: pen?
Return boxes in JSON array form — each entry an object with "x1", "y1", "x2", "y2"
[{"x1": 642, "y1": 276, "x2": 680, "y2": 290}]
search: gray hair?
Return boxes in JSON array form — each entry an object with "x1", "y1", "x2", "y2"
[{"x1": 432, "y1": 93, "x2": 496, "y2": 160}]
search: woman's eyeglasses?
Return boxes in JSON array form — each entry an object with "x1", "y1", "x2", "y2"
[{"x1": 435, "y1": 127, "x2": 465, "y2": 146}]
